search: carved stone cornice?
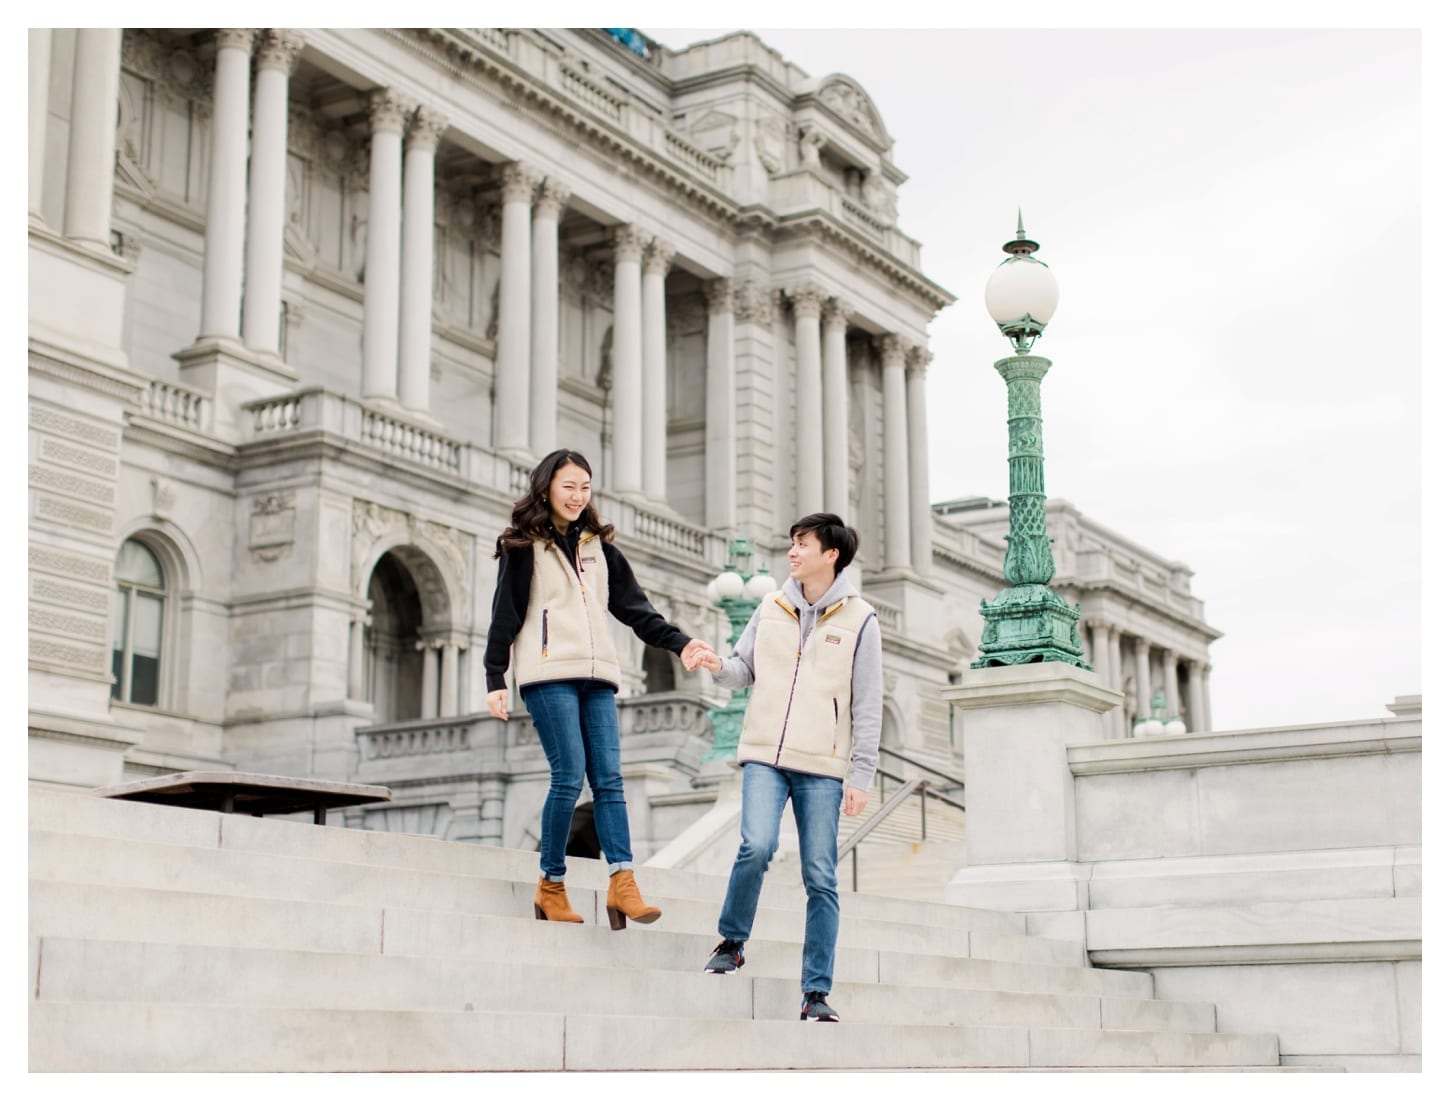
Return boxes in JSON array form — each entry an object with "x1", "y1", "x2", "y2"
[
  {"x1": 704, "y1": 278, "x2": 735, "y2": 315},
  {"x1": 499, "y1": 162, "x2": 543, "y2": 204},
  {"x1": 877, "y1": 333, "x2": 907, "y2": 366},
  {"x1": 256, "y1": 29, "x2": 304, "y2": 74},
  {"x1": 406, "y1": 105, "x2": 449, "y2": 152},
  {"x1": 786, "y1": 284, "x2": 827, "y2": 319},
  {"x1": 534, "y1": 178, "x2": 571, "y2": 219},
  {"x1": 643, "y1": 239, "x2": 675, "y2": 276},
  {"x1": 369, "y1": 87, "x2": 411, "y2": 135},
  {"x1": 612, "y1": 224, "x2": 650, "y2": 263}
]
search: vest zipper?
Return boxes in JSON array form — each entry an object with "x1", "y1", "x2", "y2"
[
  {"x1": 573, "y1": 536, "x2": 597, "y2": 679},
  {"x1": 541, "y1": 609, "x2": 549, "y2": 659}
]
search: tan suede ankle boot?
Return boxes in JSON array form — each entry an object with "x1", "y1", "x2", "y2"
[
  {"x1": 533, "y1": 877, "x2": 584, "y2": 923},
  {"x1": 605, "y1": 869, "x2": 662, "y2": 930}
]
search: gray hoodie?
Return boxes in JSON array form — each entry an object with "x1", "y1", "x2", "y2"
[{"x1": 713, "y1": 571, "x2": 883, "y2": 790}]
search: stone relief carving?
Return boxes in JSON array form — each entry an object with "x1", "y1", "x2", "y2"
[
  {"x1": 818, "y1": 78, "x2": 885, "y2": 143},
  {"x1": 752, "y1": 114, "x2": 787, "y2": 176},
  {"x1": 732, "y1": 280, "x2": 776, "y2": 327},
  {"x1": 250, "y1": 492, "x2": 297, "y2": 563},
  {"x1": 686, "y1": 109, "x2": 741, "y2": 161},
  {"x1": 798, "y1": 124, "x2": 826, "y2": 168}
]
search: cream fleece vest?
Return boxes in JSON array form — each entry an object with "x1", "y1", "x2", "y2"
[
  {"x1": 737, "y1": 591, "x2": 876, "y2": 780},
  {"x1": 513, "y1": 533, "x2": 622, "y2": 689}
]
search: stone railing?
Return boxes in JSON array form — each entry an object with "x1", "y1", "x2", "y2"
[
  {"x1": 602, "y1": 493, "x2": 726, "y2": 565},
  {"x1": 137, "y1": 379, "x2": 211, "y2": 433},
  {"x1": 248, "y1": 392, "x2": 305, "y2": 434},
  {"x1": 359, "y1": 408, "x2": 463, "y2": 474},
  {"x1": 358, "y1": 718, "x2": 474, "y2": 760},
  {"x1": 664, "y1": 129, "x2": 726, "y2": 186},
  {"x1": 873, "y1": 599, "x2": 903, "y2": 634},
  {"x1": 840, "y1": 195, "x2": 888, "y2": 241},
  {"x1": 618, "y1": 691, "x2": 714, "y2": 739},
  {"x1": 558, "y1": 62, "x2": 625, "y2": 122}
]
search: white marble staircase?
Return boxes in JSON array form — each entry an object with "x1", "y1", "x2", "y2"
[{"x1": 28, "y1": 787, "x2": 1299, "y2": 1072}]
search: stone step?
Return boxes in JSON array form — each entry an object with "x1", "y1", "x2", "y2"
[
  {"x1": 29, "y1": 829, "x2": 1083, "y2": 967},
  {"x1": 33, "y1": 935, "x2": 1213, "y2": 1032},
  {"x1": 29, "y1": 789, "x2": 1022, "y2": 937},
  {"x1": 28, "y1": 879, "x2": 1152, "y2": 999},
  {"x1": 28, "y1": 1001, "x2": 1280, "y2": 1072}
]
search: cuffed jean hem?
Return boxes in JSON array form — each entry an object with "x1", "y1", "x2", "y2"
[
  {"x1": 544, "y1": 873, "x2": 567, "y2": 883},
  {"x1": 607, "y1": 860, "x2": 634, "y2": 875}
]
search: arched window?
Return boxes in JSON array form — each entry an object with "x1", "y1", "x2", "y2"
[{"x1": 111, "y1": 539, "x2": 165, "y2": 706}]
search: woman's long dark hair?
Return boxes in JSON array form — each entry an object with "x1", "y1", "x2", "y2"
[{"x1": 494, "y1": 449, "x2": 615, "y2": 557}]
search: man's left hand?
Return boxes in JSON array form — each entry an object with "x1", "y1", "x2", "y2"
[{"x1": 843, "y1": 786, "x2": 869, "y2": 817}]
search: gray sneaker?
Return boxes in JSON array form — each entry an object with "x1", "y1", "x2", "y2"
[
  {"x1": 704, "y1": 938, "x2": 745, "y2": 973},
  {"x1": 800, "y1": 991, "x2": 839, "y2": 1022}
]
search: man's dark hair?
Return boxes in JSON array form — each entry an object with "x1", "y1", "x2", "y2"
[{"x1": 789, "y1": 512, "x2": 858, "y2": 575}]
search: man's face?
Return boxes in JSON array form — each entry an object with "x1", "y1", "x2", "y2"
[{"x1": 788, "y1": 529, "x2": 838, "y2": 587}]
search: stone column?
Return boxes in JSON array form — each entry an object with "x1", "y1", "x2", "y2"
[
  {"x1": 347, "y1": 617, "x2": 367, "y2": 700},
  {"x1": 398, "y1": 106, "x2": 447, "y2": 414},
  {"x1": 906, "y1": 345, "x2": 934, "y2": 575},
  {"x1": 1187, "y1": 659, "x2": 1207, "y2": 732},
  {"x1": 29, "y1": 29, "x2": 52, "y2": 224},
  {"x1": 495, "y1": 163, "x2": 541, "y2": 456},
  {"x1": 420, "y1": 640, "x2": 439, "y2": 720},
  {"x1": 529, "y1": 179, "x2": 570, "y2": 454},
  {"x1": 197, "y1": 29, "x2": 256, "y2": 340},
  {"x1": 1161, "y1": 649, "x2": 1181, "y2": 722},
  {"x1": 240, "y1": 30, "x2": 303, "y2": 354},
  {"x1": 880, "y1": 334, "x2": 911, "y2": 570},
  {"x1": 642, "y1": 239, "x2": 675, "y2": 503},
  {"x1": 1134, "y1": 637, "x2": 1152, "y2": 725},
  {"x1": 1201, "y1": 665, "x2": 1214, "y2": 731},
  {"x1": 610, "y1": 225, "x2": 649, "y2": 496},
  {"x1": 790, "y1": 286, "x2": 827, "y2": 512},
  {"x1": 1089, "y1": 621, "x2": 1110, "y2": 679},
  {"x1": 704, "y1": 279, "x2": 737, "y2": 531},
  {"x1": 62, "y1": 28, "x2": 123, "y2": 249},
  {"x1": 1108, "y1": 627, "x2": 1125, "y2": 737},
  {"x1": 440, "y1": 642, "x2": 460, "y2": 719},
  {"x1": 821, "y1": 298, "x2": 851, "y2": 518},
  {"x1": 361, "y1": 88, "x2": 409, "y2": 400}
]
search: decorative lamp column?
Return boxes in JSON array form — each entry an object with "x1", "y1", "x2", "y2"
[
  {"x1": 972, "y1": 215, "x2": 1089, "y2": 668},
  {"x1": 701, "y1": 538, "x2": 777, "y2": 763}
]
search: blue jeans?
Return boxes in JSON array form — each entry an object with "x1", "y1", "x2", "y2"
[
  {"x1": 521, "y1": 680, "x2": 634, "y2": 881},
  {"x1": 717, "y1": 761, "x2": 843, "y2": 994}
]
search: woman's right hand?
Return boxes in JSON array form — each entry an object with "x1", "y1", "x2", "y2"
[{"x1": 487, "y1": 689, "x2": 510, "y2": 721}]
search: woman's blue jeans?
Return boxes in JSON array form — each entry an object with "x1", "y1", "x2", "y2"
[
  {"x1": 717, "y1": 761, "x2": 843, "y2": 994},
  {"x1": 521, "y1": 679, "x2": 634, "y2": 881}
]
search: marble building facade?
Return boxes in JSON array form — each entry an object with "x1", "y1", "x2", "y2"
[{"x1": 27, "y1": 27, "x2": 1219, "y2": 850}]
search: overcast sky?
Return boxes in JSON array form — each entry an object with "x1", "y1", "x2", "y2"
[{"x1": 648, "y1": 24, "x2": 1423, "y2": 731}]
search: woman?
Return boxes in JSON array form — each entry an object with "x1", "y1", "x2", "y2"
[{"x1": 484, "y1": 449, "x2": 714, "y2": 927}]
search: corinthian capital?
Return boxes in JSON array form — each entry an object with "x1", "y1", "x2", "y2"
[
  {"x1": 733, "y1": 279, "x2": 774, "y2": 326},
  {"x1": 822, "y1": 297, "x2": 851, "y2": 331},
  {"x1": 499, "y1": 162, "x2": 544, "y2": 204},
  {"x1": 906, "y1": 345, "x2": 932, "y2": 375},
  {"x1": 704, "y1": 278, "x2": 735, "y2": 315},
  {"x1": 535, "y1": 178, "x2": 571, "y2": 219},
  {"x1": 369, "y1": 88, "x2": 411, "y2": 135},
  {"x1": 406, "y1": 105, "x2": 449, "y2": 152},
  {"x1": 256, "y1": 29, "x2": 304, "y2": 73},
  {"x1": 612, "y1": 224, "x2": 651, "y2": 263},
  {"x1": 877, "y1": 333, "x2": 906, "y2": 366},
  {"x1": 643, "y1": 238, "x2": 676, "y2": 276},
  {"x1": 214, "y1": 28, "x2": 259, "y2": 54},
  {"x1": 787, "y1": 283, "x2": 827, "y2": 318}
]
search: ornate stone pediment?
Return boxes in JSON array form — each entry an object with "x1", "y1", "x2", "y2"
[{"x1": 813, "y1": 75, "x2": 891, "y2": 148}]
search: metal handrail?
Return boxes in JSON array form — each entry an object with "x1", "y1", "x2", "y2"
[
  {"x1": 878, "y1": 745, "x2": 961, "y2": 787},
  {"x1": 838, "y1": 776, "x2": 964, "y2": 892}
]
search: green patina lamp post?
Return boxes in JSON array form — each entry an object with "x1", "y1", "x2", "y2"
[
  {"x1": 972, "y1": 215, "x2": 1090, "y2": 669},
  {"x1": 701, "y1": 537, "x2": 777, "y2": 762}
]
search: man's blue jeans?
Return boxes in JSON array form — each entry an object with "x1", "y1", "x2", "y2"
[
  {"x1": 717, "y1": 761, "x2": 843, "y2": 994},
  {"x1": 521, "y1": 679, "x2": 634, "y2": 881}
]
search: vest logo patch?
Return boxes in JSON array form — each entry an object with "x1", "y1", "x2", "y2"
[
  {"x1": 825, "y1": 632, "x2": 842, "y2": 645},
  {"x1": 580, "y1": 556, "x2": 597, "y2": 565}
]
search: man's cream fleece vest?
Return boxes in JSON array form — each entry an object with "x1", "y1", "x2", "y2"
[
  {"x1": 513, "y1": 533, "x2": 622, "y2": 689},
  {"x1": 737, "y1": 590, "x2": 876, "y2": 780}
]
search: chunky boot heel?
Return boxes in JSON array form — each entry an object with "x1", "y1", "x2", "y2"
[
  {"x1": 533, "y1": 877, "x2": 584, "y2": 923},
  {"x1": 605, "y1": 870, "x2": 661, "y2": 930}
]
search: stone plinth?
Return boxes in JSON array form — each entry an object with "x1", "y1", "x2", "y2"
[{"x1": 943, "y1": 662, "x2": 1120, "y2": 912}]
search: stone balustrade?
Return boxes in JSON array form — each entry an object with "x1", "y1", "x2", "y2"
[{"x1": 137, "y1": 379, "x2": 211, "y2": 433}]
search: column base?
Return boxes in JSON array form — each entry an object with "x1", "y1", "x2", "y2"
[
  {"x1": 174, "y1": 336, "x2": 297, "y2": 442},
  {"x1": 972, "y1": 582, "x2": 1091, "y2": 669}
]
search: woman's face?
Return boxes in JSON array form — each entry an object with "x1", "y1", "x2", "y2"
[{"x1": 547, "y1": 462, "x2": 592, "y2": 530}]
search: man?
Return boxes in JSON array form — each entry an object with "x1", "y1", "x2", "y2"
[{"x1": 698, "y1": 513, "x2": 882, "y2": 1022}]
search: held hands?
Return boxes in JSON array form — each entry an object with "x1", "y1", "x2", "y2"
[
  {"x1": 487, "y1": 689, "x2": 510, "y2": 721},
  {"x1": 680, "y1": 638, "x2": 719, "y2": 672},
  {"x1": 843, "y1": 786, "x2": 869, "y2": 817}
]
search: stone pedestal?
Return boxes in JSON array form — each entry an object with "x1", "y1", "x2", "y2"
[
  {"x1": 174, "y1": 338, "x2": 297, "y2": 442},
  {"x1": 943, "y1": 662, "x2": 1120, "y2": 912}
]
